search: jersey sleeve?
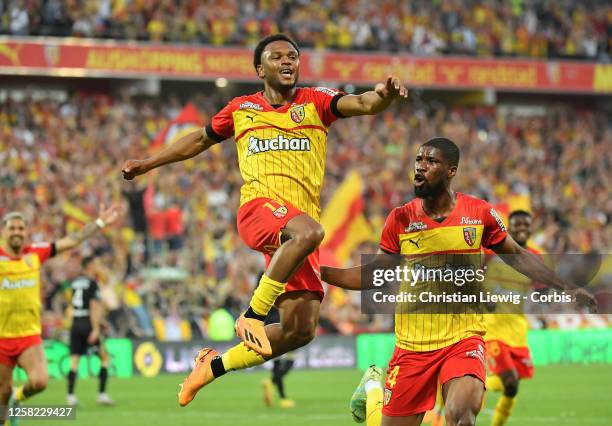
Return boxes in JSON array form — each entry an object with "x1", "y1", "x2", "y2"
[
  {"x1": 309, "y1": 87, "x2": 347, "y2": 127},
  {"x1": 379, "y1": 208, "x2": 401, "y2": 254},
  {"x1": 481, "y1": 205, "x2": 508, "y2": 248},
  {"x1": 28, "y1": 242, "x2": 55, "y2": 263},
  {"x1": 205, "y1": 98, "x2": 239, "y2": 142}
]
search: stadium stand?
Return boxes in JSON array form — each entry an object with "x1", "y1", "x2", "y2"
[{"x1": 1, "y1": 0, "x2": 610, "y2": 59}]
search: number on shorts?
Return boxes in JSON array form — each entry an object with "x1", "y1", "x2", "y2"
[{"x1": 386, "y1": 366, "x2": 400, "y2": 389}]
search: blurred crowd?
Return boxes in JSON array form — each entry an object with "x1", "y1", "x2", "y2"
[
  {"x1": 1, "y1": 0, "x2": 610, "y2": 60},
  {"x1": 0, "y1": 88, "x2": 610, "y2": 341}
]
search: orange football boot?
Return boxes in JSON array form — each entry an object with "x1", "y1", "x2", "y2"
[
  {"x1": 177, "y1": 348, "x2": 219, "y2": 407},
  {"x1": 235, "y1": 314, "x2": 272, "y2": 357}
]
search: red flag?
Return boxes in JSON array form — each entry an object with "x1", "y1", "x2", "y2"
[
  {"x1": 320, "y1": 172, "x2": 373, "y2": 267},
  {"x1": 146, "y1": 103, "x2": 203, "y2": 216},
  {"x1": 150, "y1": 103, "x2": 203, "y2": 151}
]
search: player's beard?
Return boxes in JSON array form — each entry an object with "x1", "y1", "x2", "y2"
[
  {"x1": 414, "y1": 179, "x2": 445, "y2": 198},
  {"x1": 9, "y1": 235, "x2": 24, "y2": 252}
]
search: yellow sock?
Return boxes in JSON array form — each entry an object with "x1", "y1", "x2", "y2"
[
  {"x1": 486, "y1": 375, "x2": 504, "y2": 392},
  {"x1": 250, "y1": 274, "x2": 287, "y2": 316},
  {"x1": 14, "y1": 385, "x2": 25, "y2": 402},
  {"x1": 366, "y1": 387, "x2": 383, "y2": 426},
  {"x1": 220, "y1": 343, "x2": 266, "y2": 372},
  {"x1": 492, "y1": 395, "x2": 516, "y2": 426}
]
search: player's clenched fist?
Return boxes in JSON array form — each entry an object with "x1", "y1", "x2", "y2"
[{"x1": 122, "y1": 159, "x2": 150, "y2": 180}]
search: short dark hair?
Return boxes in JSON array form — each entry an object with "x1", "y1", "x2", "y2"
[
  {"x1": 422, "y1": 137, "x2": 460, "y2": 167},
  {"x1": 508, "y1": 210, "x2": 532, "y2": 221},
  {"x1": 253, "y1": 34, "x2": 299, "y2": 70}
]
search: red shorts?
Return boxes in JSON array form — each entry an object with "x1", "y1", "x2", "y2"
[
  {"x1": 0, "y1": 334, "x2": 43, "y2": 368},
  {"x1": 383, "y1": 336, "x2": 486, "y2": 417},
  {"x1": 486, "y1": 340, "x2": 534, "y2": 379},
  {"x1": 237, "y1": 197, "x2": 324, "y2": 300}
]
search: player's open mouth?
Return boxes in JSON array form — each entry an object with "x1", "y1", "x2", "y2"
[
  {"x1": 414, "y1": 174, "x2": 426, "y2": 186},
  {"x1": 280, "y1": 69, "x2": 294, "y2": 78}
]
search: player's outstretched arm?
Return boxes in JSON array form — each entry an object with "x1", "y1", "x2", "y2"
[
  {"x1": 321, "y1": 249, "x2": 397, "y2": 291},
  {"x1": 54, "y1": 204, "x2": 123, "y2": 254},
  {"x1": 122, "y1": 128, "x2": 217, "y2": 180},
  {"x1": 321, "y1": 265, "x2": 363, "y2": 291},
  {"x1": 491, "y1": 235, "x2": 597, "y2": 310},
  {"x1": 336, "y1": 75, "x2": 408, "y2": 117},
  {"x1": 491, "y1": 236, "x2": 565, "y2": 290}
]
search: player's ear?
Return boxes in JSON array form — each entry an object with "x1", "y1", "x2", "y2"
[
  {"x1": 256, "y1": 64, "x2": 265, "y2": 79},
  {"x1": 448, "y1": 165, "x2": 457, "y2": 178}
]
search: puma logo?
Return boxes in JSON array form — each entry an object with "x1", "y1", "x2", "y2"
[
  {"x1": 408, "y1": 238, "x2": 421, "y2": 248},
  {"x1": 246, "y1": 114, "x2": 255, "y2": 123}
]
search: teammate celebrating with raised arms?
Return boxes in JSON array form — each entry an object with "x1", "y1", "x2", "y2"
[
  {"x1": 0, "y1": 205, "x2": 121, "y2": 426},
  {"x1": 122, "y1": 33, "x2": 407, "y2": 407}
]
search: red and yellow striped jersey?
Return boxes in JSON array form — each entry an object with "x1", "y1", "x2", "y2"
[
  {"x1": 379, "y1": 192, "x2": 507, "y2": 352},
  {"x1": 0, "y1": 243, "x2": 54, "y2": 338},
  {"x1": 484, "y1": 246, "x2": 541, "y2": 348},
  {"x1": 207, "y1": 87, "x2": 345, "y2": 220}
]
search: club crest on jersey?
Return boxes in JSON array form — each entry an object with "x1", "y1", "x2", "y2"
[
  {"x1": 23, "y1": 254, "x2": 33, "y2": 268},
  {"x1": 290, "y1": 105, "x2": 305, "y2": 123},
  {"x1": 384, "y1": 388, "x2": 392, "y2": 405},
  {"x1": 273, "y1": 206, "x2": 288, "y2": 218},
  {"x1": 463, "y1": 227, "x2": 476, "y2": 246}
]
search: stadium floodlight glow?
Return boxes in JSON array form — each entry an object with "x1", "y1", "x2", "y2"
[{"x1": 215, "y1": 78, "x2": 228, "y2": 88}]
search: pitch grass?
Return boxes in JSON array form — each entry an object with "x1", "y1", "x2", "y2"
[{"x1": 17, "y1": 364, "x2": 612, "y2": 425}]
